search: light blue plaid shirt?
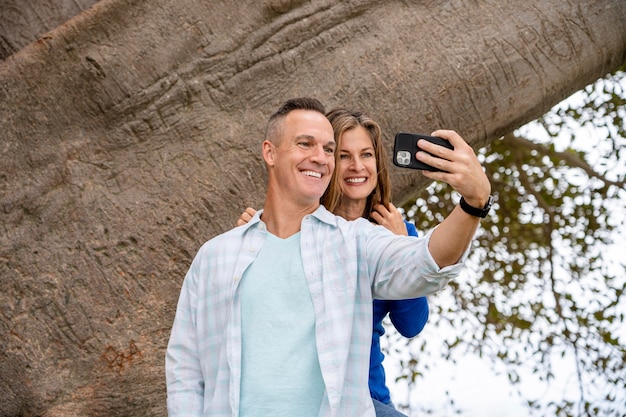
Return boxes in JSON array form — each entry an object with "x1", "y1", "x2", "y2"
[{"x1": 166, "y1": 206, "x2": 466, "y2": 417}]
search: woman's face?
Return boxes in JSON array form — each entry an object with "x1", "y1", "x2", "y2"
[{"x1": 337, "y1": 126, "x2": 378, "y2": 204}]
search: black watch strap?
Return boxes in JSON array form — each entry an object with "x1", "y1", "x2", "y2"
[{"x1": 459, "y1": 195, "x2": 493, "y2": 218}]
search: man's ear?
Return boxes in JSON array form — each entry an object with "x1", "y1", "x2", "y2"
[{"x1": 262, "y1": 140, "x2": 275, "y2": 166}]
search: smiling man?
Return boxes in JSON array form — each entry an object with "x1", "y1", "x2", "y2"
[
  {"x1": 165, "y1": 97, "x2": 492, "y2": 417},
  {"x1": 259, "y1": 99, "x2": 336, "y2": 237}
]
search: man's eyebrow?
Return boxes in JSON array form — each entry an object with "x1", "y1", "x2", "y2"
[
  {"x1": 295, "y1": 134, "x2": 335, "y2": 146},
  {"x1": 295, "y1": 134, "x2": 315, "y2": 140}
]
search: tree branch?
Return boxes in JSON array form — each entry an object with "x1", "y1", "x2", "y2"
[{"x1": 504, "y1": 133, "x2": 626, "y2": 188}]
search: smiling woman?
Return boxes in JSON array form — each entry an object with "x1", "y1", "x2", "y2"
[
  {"x1": 333, "y1": 126, "x2": 378, "y2": 218},
  {"x1": 321, "y1": 108, "x2": 394, "y2": 225}
]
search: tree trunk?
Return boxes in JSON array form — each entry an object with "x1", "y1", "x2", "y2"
[{"x1": 0, "y1": 0, "x2": 624, "y2": 415}]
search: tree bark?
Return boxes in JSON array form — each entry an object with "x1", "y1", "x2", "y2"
[
  {"x1": 0, "y1": 0, "x2": 624, "y2": 415},
  {"x1": 0, "y1": 0, "x2": 99, "y2": 60}
]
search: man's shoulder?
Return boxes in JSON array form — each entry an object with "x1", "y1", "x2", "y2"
[
  {"x1": 197, "y1": 224, "x2": 250, "y2": 253},
  {"x1": 308, "y1": 208, "x2": 378, "y2": 235},
  {"x1": 311, "y1": 206, "x2": 371, "y2": 226}
]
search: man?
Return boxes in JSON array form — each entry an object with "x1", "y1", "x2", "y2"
[{"x1": 165, "y1": 97, "x2": 492, "y2": 416}]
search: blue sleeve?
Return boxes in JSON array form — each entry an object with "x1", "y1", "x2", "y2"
[
  {"x1": 388, "y1": 297, "x2": 429, "y2": 337},
  {"x1": 386, "y1": 220, "x2": 428, "y2": 337},
  {"x1": 404, "y1": 220, "x2": 418, "y2": 237}
]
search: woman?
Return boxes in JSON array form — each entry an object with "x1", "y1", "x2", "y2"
[{"x1": 237, "y1": 108, "x2": 428, "y2": 417}]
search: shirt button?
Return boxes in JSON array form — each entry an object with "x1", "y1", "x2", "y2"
[{"x1": 233, "y1": 276, "x2": 240, "y2": 281}]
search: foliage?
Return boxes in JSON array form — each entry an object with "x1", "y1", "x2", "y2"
[{"x1": 389, "y1": 69, "x2": 626, "y2": 416}]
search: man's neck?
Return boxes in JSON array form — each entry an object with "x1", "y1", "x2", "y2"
[{"x1": 261, "y1": 197, "x2": 320, "y2": 238}]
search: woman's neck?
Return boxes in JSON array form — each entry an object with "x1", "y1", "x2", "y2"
[{"x1": 334, "y1": 198, "x2": 367, "y2": 221}]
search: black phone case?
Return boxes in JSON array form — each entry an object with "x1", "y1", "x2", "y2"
[{"x1": 393, "y1": 132, "x2": 454, "y2": 171}]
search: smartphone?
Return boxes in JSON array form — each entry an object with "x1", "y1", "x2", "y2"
[{"x1": 393, "y1": 132, "x2": 454, "y2": 171}]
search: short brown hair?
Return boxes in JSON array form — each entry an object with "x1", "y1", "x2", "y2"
[
  {"x1": 321, "y1": 107, "x2": 392, "y2": 219},
  {"x1": 265, "y1": 97, "x2": 326, "y2": 144}
]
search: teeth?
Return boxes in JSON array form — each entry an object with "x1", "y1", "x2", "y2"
[
  {"x1": 302, "y1": 170, "x2": 322, "y2": 178},
  {"x1": 346, "y1": 177, "x2": 366, "y2": 183}
]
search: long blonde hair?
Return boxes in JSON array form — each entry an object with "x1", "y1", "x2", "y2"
[{"x1": 321, "y1": 108, "x2": 392, "y2": 220}]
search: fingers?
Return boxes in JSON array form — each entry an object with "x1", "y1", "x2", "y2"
[
  {"x1": 244, "y1": 207, "x2": 257, "y2": 217},
  {"x1": 416, "y1": 130, "x2": 491, "y2": 204},
  {"x1": 373, "y1": 202, "x2": 392, "y2": 216},
  {"x1": 371, "y1": 203, "x2": 408, "y2": 236},
  {"x1": 415, "y1": 130, "x2": 461, "y2": 161},
  {"x1": 236, "y1": 207, "x2": 258, "y2": 227},
  {"x1": 431, "y1": 129, "x2": 465, "y2": 147},
  {"x1": 415, "y1": 151, "x2": 451, "y2": 172}
]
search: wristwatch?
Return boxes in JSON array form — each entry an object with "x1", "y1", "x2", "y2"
[{"x1": 459, "y1": 195, "x2": 494, "y2": 218}]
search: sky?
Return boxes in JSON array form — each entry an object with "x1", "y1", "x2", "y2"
[
  {"x1": 384, "y1": 233, "x2": 625, "y2": 417},
  {"x1": 383, "y1": 289, "x2": 587, "y2": 417}
]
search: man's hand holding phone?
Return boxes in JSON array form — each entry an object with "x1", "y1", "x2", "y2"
[{"x1": 418, "y1": 130, "x2": 491, "y2": 207}]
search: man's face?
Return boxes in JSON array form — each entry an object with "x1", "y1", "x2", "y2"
[{"x1": 265, "y1": 109, "x2": 336, "y2": 206}]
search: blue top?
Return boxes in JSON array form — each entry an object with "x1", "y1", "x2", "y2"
[{"x1": 369, "y1": 221, "x2": 429, "y2": 404}]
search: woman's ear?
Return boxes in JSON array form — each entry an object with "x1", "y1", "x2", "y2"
[{"x1": 262, "y1": 140, "x2": 275, "y2": 166}]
